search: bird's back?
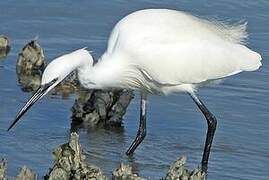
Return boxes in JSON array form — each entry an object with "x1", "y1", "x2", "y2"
[{"x1": 101, "y1": 9, "x2": 261, "y2": 91}]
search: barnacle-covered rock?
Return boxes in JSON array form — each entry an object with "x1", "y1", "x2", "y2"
[
  {"x1": 45, "y1": 132, "x2": 107, "y2": 180},
  {"x1": 0, "y1": 35, "x2": 10, "y2": 59},
  {"x1": 0, "y1": 159, "x2": 7, "y2": 180},
  {"x1": 71, "y1": 89, "x2": 134, "y2": 128},
  {"x1": 112, "y1": 163, "x2": 146, "y2": 180},
  {"x1": 16, "y1": 166, "x2": 37, "y2": 180},
  {"x1": 165, "y1": 156, "x2": 205, "y2": 180},
  {"x1": 17, "y1": 40, "x2": 45, "y2": 75},
  {"x1": 16, "y1": 40, "x2": 45, "y2": 91}
]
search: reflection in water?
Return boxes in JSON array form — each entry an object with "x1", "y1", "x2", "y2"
[
  {"x1": 81, "y1": 126, "x2": 205, "y2": 179},
  {"x1": 80, "y1": 127, "x2": 128, "y2": 175}
]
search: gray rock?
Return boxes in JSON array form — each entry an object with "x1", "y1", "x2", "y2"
[
  {"x1": 45, "y1": 132, "x2": 107, "y2": 180},
  {"x1": 52, "y1": 71, "x2": 78, "y2": 98},
  {"x1": 107, "y1": 89, "x2": 134, "y2": 125},
  {"x1": 16, "y1": 40, "x2": 45, "y2": 91},
  {"x1": 0, "y1": 159, "x2": 7, "y2": 180},
  {"x1": 112, "y1": 163, "x2": 146, "y2": 180},
  {"x1": 16, "y1": 166, "x2": 37, "y2": 180},
  {"x1": 0, "y1": 35, "x2": 10, "y2": 59},
  {"x1": 1, "y1": 135, "x2": 204, "y2": 180},
  {"x1": 165, "y1": 156, "x2": 205, "y2": 180},
  {"x1": 71, "y1": 89, "x2": 134, "y2": 128},
  {"x1": 0, "y1": 35, "x2": 9, "y2": 48},
  {"x1": 16, "y1": 40, "x2": 45, "y2": 75}
]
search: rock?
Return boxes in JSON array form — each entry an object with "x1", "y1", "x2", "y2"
[
  {"x1": 71, "y1": 89, "x2": 134, "y2": 128},
  {"x1": 0, "y1": 35, "x2": 9, "y2": 48},
  {"x1": 189, "y1": 168, "x2": 205, "y2": 180},
  {"x1": 112, "y1": 163, "x2": 146, "y2": 180},
  {"x1": 45, "y1": 132, "x2": 107, "y2": 180},
  {"x1": 165, "y1": 156, "x2": 205, "y2": 180},
  {"x1": 107, "y1": 89, "x2": 134, "y2": 125},
  {"x1": 1, "y1": 134, "x2": 204, "y2": 180},
  {"x1": 17, "y1": 40, "x2": 45, "y2": 75},
  {"x1": 0, "y1": 159, "x2": 7, "y2": 180},
  {"x1": 52, "y1": 71, "x2": 78, "y2": 98},
  {"x1": 16, "y1": 166, "x2": 37, "y2": 180},
  {"x1": 0, "y1": 35, "x2": 10, "y2": 59},
  {"x1": 16, "y1": 40, "x2": 45, "y2": 91},
  {"x1": 0, "y1": 159, "x2": 36, "y2": 180}
]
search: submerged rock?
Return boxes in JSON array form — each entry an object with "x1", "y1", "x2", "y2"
[
  {"x1": 71, "y1": 89, "x2": 134, "y2": 128},
  {"x1": 0, "y1": 35, "x2": 9, "y2": 48},
  {"x1": 0, "y1": 35, "x2": 10, "y2": 59},
  {"x1": 45, "y1": 132, "x2": 107, "y2": 180},
  {"x1": 0, "y1": 159, "x2": 7, "y2": 180},
  {"x1": 112, "y1": 163, "x2": 146, "y2": 180},
  {"x1": 165, "y1": 156, "x2": 205, "y2": 180},
  {"x1": 1, "y1": 133, "x2": 204, "y2": 180},
  {"x1": 16, "y1": 166, "x2": 37, "y2": 180},
  {"x1": 16, "y1": 40, "x2": 45, "y2": 91},
  {"x1": 0, "y1": 159, "x2": 37, "y2": 180},
  {"x1": 17, "y1": 40, "x2": 45, "y2": 75}
]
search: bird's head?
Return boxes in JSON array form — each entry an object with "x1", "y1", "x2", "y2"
[{"x1": 8, "y1": 48, "x2": 94, "y2": 131}]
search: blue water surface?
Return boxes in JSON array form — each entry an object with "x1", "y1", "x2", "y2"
[{"x1": 0, "y1": 0, "x2": 268, "y2": 179}]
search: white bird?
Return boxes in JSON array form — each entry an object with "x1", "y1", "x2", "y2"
[{"x1": 8, "y1": 9, "x2": 262, "y2": 173}]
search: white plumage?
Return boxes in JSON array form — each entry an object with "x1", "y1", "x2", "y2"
[{"x1": 74, "y1": 9, "x2": 261, "y2": 95}]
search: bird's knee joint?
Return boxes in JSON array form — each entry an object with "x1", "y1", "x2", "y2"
[{"x1": 208, "y1": 117, "x2": 217, "y2": 130}]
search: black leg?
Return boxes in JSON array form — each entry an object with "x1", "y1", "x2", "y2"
[
  {"x1": 189, "y1": 92, "x2": 217, "y2": 173},
  {"x1": 126, "y1": 92, "x2": 147, "y2": 155}
]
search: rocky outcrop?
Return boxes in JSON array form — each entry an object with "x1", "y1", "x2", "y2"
[
  {"x1": 1, "y1": 133, "x2": 204, "y2": 180},
  {"x1": 16, "y1": 40, "x2": 45, "y2": 91},
  {"x1": 112, "y1": 163, "x2": 146, "y2": 180},
  {"x1": 0, "y1": 159, "x2": 7, "y2": 180},
  {"x1": 16, "y1": 166, "x2": 37, "y2": 180},
  {"x1": 45, "y1": 133, "x2": 107, "y2": 180},
  {"x1": 165, "y1": 156, "x2": 205, "y2": 180},
  {"x1": 0, "y1": 35, "x2": 10, "y2": 59},
  {"x1": 0, "y1": 159, "x2": 37, "y2": 180},
  {"x1": 71, "y1": 89, "x2": 134, "y2": 128}
]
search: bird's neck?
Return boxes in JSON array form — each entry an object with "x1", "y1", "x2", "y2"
[{"x1": 77, "y1": 58, "x2": 124, "y2": 89}]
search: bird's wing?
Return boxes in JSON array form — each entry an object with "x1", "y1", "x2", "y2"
[
  {"x1": 106, "y1": 9, "x2": 261, "y2": 85},
  {"x1": 135, "y1": 40, "x2": 261, "y2": 85}
]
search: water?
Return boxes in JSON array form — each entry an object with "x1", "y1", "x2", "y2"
[{"x1": 0, "y1": 0, "x2": 268, "y2": 179}]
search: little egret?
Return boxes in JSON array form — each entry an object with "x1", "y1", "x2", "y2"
[{"x1": 8, "y1": 9, "x2": 262, "y2": 172}]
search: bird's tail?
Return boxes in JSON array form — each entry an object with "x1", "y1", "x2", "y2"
[{"x1": 237, "y1": 45, "x2": 262, "y2": 72}]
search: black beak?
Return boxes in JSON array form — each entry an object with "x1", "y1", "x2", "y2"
[{"x1": 7, "y1": 78, "x2": 58, "y2": 131}]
